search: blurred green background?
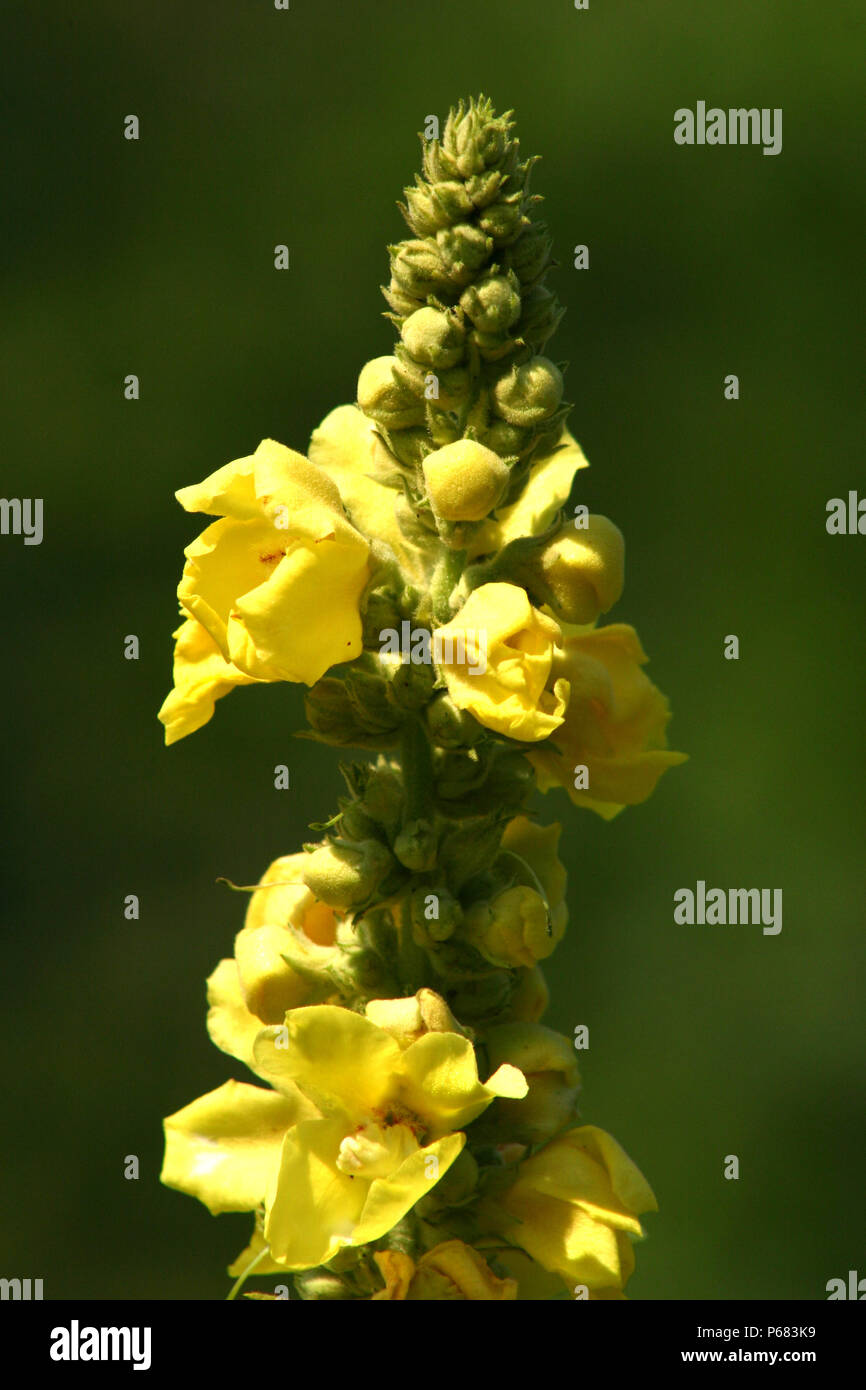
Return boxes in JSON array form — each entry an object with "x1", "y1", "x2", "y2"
[{"x1": 2, "y1": 0, "x2": 864, "y2": 1300}]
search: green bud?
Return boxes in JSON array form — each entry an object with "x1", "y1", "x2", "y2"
[
  {"x1": 436, "y1": 223, "x2": 493, "y2": 276},
  {"x1": 460, "y1": 275, "x2": 521, "y2": 335},
  {"x1": 357, "y1": 357, "x2": 425, "y2": 430},
  {"x1": 410, "y1": 885, "x2": 463, "y2": 942},
  {"x1": 302, "y1": 839, "x2": 395, "y2": 910},
  {"x1": 464, "y1": 169, "x2": 506, "y2": 209},
  {"x1": 492, "y1": 355, "x2": 563, "y2": 426},
  {"x1": 385, "y1": 657, "x2": 436, "y2": 711},
  {"x1": 482, "y1": 418, "x2": 535, "y2": 458},
  {"x1": 516, "y1": 285, "x2": 565, "y2": 351},
  {"x1": 403, "y1": 178, "x2": 473, "y2": 235},
  {"x1": 394, "y1": 817, "x2": 438, "y2": 872},
  {"x1": 424, "y1": 691, "x2": 482, "y2": 748},
  {"x1": 438, "y1": 814, "x2": 504, "y2": 889},
  {"x1": 381, "y1": 425, "x2": 432, "y2": 472},
  {"x1": 359, "y1": 763, "x2": 404, "y2": 838},
  {"x1": 436, "y1": 365, "x2": 473, "y2": 413},
  {"x1": 478, "y1": 198, "x2": 528, "y2": 244},
  {"x1": 390, "y1": 238, "x2": 450, "y2": 299},
  {"x1": 338, "y1": 800, "x2": 381, "y2": 841},
  {"x1": 400, "y1": 306, "x2": 466, "y2": 369},
  {"x1": 448, "y1": 970, "x2": 513, "y2": 1021},
  {"x1": 503, "y1": 226, "x2": 553, "y2": 285},
  {"x1": 382, "y1": 278, "x2": 424, "y2": 318},
  {"x1": 304, "y1": 676, "x2": 400, "y2": 748}
]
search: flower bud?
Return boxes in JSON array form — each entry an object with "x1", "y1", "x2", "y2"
[
  {"x1": 482, "y1": 1023, "x2": 581, "y2": 1143},
  {"x1": 365, "y1": 987, "x2": 465, "y2": 1047},
  {"x1": 400, "y1": 306, "x2": 466, "y2": 369},
  {"x1": 403, "y1": 178, "x2": 473, "y2": 235},
  {"x1": 464, "y1": 885, "x2": 564, "y2": 969},
  {"x1": 536, "y1": 516, "x2": 625, "y2": 624},
  {"x1": 424, "y1": 691, "x2": 482, "y2": 748},
  {"x1": 410, "y1": 885, "x2": 464, "y2": 942},
  {"x1": 382, "y1": 278, "x2": 423, "y2": 319},
  {"x1": 503, "y1": 966, "x2": 549, "y2": 1023},
  {"x1": 503, "y1": 226, "x2": 553, "y2": 285},
  {"x1": 301, "y1": 839, "x2": 394, "y2": 909},
  {"x1": 357, "y1": 357, "x2": 425, "y2": 430},
  {"x1": 482, "y1": 418, "x2": 535, "y2": 459},
  {"x1": 436, "y1": 223, "x2": 492, "y2": 276},
  {"x1": 393, "y1": 817, "x2": 438, "y2": 872},
  {"x1": 492, "y1": 356, "x2": 563, "y2": 426},
  {"x1": 423, "y1": 440, "x2": 510, "y2": 521},
  {"x1": 478, "y1": 198, "x2": 528, "y2": 244},
  {"x1": 516, "y1": 285, "x2": 564, "y2": 351},
  {"x1": 390, "y1": 238, "x2": 450, "y2": 299},
  {"x1": 460, "y1": 276, "x2": 521, "y2": 335}
]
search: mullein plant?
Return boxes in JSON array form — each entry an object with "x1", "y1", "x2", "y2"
[{"x1": 158, "y1": 96, "x2": 686, "y2": 1302}]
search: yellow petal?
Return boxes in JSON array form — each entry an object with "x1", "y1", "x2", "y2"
[
  {"x1": 371, "y1": 1250, "x2": 415, "y2": 1299},
  {"x1": 253, "y1": 1005, "x2": 402, "y2": 1118},
  {"x1": 176, "y1": 453, "x2": 259, "y2": 520},
  {"x1": 205, "y1": 958, "x2": 266, "y2": 1072},
  {"x1": 161, "y1": 1080, "x2": 297, "y2": 1214},
  {"x1": 157, "y1": 616, "x2": 257, "y2": 745},
  {"x1": 353, "y1": 1133, "x2": 465, "y2": 1245},
  {"x1": 398, "y1": 1031, "x2": 526, "y2": 1136},
  {"x1": 308, "y1": 404, "x2": 427, "y2": 580},
  {"x1": 264, "y1": 1117, "x2": 367, "y2": 1268},
  {"x1": 412, "y1": 1240, "x2": 518, "y2": 1301},
  {"x1": 469, "y1": 428, "x2": 589, "y2": 557},
  {"x1": 231, "y1": 536, "x2": 368, "y2": 684}
]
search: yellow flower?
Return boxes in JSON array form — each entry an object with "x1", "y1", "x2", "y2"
[
  {"x1": 464, "y1": 885, "x2": 565, "y2": 969},
  {"x1": 500, "y1": 815, "x2": 568, "y2": 938},
  {"x1": 162, "y1": 1003, "x2": 527, "y2": 1272},
  {"x1": 161, "y1": 438, "x2": 371, "y2": 740},
  {"x1": 202, "y1": 854, "x2": 344, "y2": 1075},
  {"x1": 231, "y1": 853, "x2": 340, "y2": 1025},
  {"x1": 436, "y1": 582, "x2": 568, "y2": 742},
  {"x1": 468, "y1": 427, "x2": 589, "y2": 558},
  {"x1": 157, "y1": 614, "x2": 258, "y2": 746},
  {"x1": 481, "y1": 1124, "x2": 657, "y2": 1292},
  {"x1": 371, "y1": 1240, "x2": 517, "y2": 1300},
  {"x1": 307, "y1": 404, "x2": 427, "y2": 582},
  {"x1": 529, "y1": 623, "x2": 687, "y2": 818}
]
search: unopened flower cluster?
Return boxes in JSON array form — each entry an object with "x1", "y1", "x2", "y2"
[{"x1": 159, "y1": 98, "x2": 685, "y2": 1300}]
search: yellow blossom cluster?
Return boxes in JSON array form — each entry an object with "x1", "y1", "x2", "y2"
[{"x1": 158, "y1": 96, "x2": 683, "y2": 1300}]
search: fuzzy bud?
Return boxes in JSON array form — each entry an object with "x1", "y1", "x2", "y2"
[
  {"x1": 492, "y1": 355, "x2": 563, "y2": 426},
  {"x1": 301, "y1": 839, "x2": 394, "y2": 910},
  {"x1": 460, "y1": 275, "x2": 521, "y2": 335},
  {"x1": 357, "y1": 357, "x2": 425, "y2": 429},
  {"x1": 423, "y1": 440, "x2": 510, "y2": 521},
  {"x1": 400, "y1": 306, "x2": 466, "y2": 369}
]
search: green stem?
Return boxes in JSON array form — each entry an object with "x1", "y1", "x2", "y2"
[
  {"x1": 400, "y1": 716, "x2": 435, "y2": 823},
  {"x1": 431, "y1": 546, "x2": 466, "y2": 622}
]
